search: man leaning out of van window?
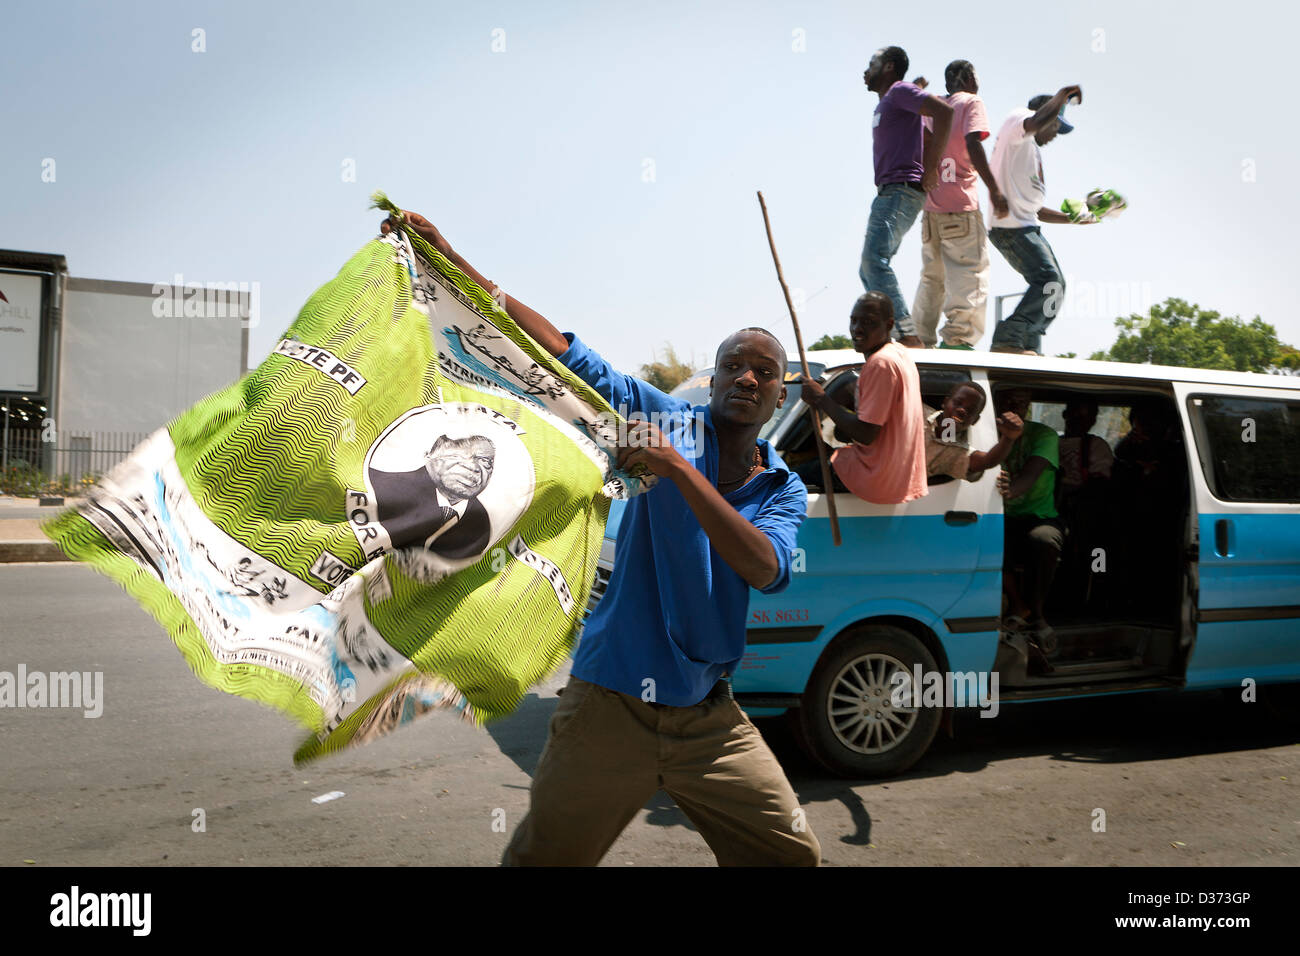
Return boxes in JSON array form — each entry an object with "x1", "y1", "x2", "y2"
[
  {"x1": 800, "y1": 291, "x2": 928, "y2": 504},
  {"x1": 926, "y1": 381, "x2": 1024, "y2": 480}
]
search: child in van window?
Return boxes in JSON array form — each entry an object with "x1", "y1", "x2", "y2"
[
  {"x1": 799, "y1": 292, "x2": 928, "y2": 504},
  {"x1": 925, "y1": 380, "x2": 1024, "y2": 481}
]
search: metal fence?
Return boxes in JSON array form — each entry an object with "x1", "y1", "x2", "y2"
[{"x1": 1, "y1": 429, "x2": 148, "y2": 496}]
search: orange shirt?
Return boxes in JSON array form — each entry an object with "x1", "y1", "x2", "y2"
[{"x1": 830, "y1": 342, "x2": 928, "y2": 504}]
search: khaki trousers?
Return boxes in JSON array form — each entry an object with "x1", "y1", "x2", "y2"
[
  {"x1": 911, "y1": 209, "x2": 990, "y2": 348},
  {"x1": 502, "y1": 676, "x2": 821, "y2": 866}
]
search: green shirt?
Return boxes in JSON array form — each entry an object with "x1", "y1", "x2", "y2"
[{"x1": 1004, "y1": 420, "x2": 1059, "y2": 518}]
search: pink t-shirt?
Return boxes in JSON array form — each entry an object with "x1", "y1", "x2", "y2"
[
  {"x1": 923, "y1": 91, "x2": 991, "y2": 213},
  {"x1": 830, "y1": 342, "x2": 928, "y2": 505}
]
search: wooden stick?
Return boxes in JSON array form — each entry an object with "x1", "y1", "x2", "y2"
[{"x1": 756, "y1": 191, "x2": 842, "y2": 547}]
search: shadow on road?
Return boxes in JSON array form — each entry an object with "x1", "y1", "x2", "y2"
[
  {"x1": 485, "y1": 685, "x2": 1297, "y2": 845},
  {"x1": 764, "y1": 688, "x2": 1298, "y2": 841},
  {"x1": 903, "y1": 688, "x2": 1297, "y2": 778},
  {"x1": 484, "y1": 692, "x2": 557, "y2": 776}
]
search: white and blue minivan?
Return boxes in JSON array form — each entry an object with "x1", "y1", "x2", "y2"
[{"x1": 586, "y1": 350, "x2": 1300, "y2": 778}]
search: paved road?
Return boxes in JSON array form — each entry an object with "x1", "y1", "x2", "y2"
[
  {"x1": 0, "y1": 508, "x2": 68, "y2": 522},
  {"x1": 1, "y1": 564, "x2": 1295, "y2": 866}
]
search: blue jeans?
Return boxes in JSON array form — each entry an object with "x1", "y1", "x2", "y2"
[
  {"x1": 988, "y1": 226, "x2": 1065, "y2": 353},
  {"x1": 859, "y1": 183, "x2": 925, "y2": 337}
]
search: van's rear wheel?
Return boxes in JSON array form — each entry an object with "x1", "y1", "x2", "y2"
[{"x1": 792, "y1": 625, "x2": 943, "y2": 778}]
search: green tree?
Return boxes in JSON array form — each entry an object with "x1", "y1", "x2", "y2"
[
  {"x1": 810, "y1": 333, "x2": 852, "y2": 350},
  {"x1": 638, "y1": 344, "x2": 695, "y2": 392},
  {"x1": 1274, "y1": 344, "x2": 1300, "y2": 375},
  {"x1": 1088, "y1": 297, "x2": 1296, "y2": 374}
]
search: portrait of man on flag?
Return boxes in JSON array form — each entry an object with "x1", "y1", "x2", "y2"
[{"x1": 370, "y1": 431, "x2": 498, "y2": 558}]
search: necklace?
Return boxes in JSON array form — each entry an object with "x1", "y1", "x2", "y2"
[{"x1": 718, "y1": 445, "x2": 763, "y2": 489}]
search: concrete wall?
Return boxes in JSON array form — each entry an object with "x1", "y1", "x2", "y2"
[{"x1": 57, "y1": 278, "x2": 247, "y2": 436}]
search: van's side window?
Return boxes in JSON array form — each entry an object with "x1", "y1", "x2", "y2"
[{"x1": 1191, "y1": 395, "x2": 1300, "y2": 502}]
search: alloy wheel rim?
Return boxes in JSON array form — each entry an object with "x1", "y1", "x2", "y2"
[{"x1": 827, "y1": 653, "x2": 918, "y2": 754}]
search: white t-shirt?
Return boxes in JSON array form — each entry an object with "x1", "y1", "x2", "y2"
[{"x1": 989, "y1": 108, "x2": 1045, "y2": 228}]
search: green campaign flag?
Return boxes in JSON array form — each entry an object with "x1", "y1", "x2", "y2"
[
  {"x1": 44, "y1": 194, "x2": 648, "y2": 763},
  {"x1": 1061, "y1": 188, "x2": 1128, "y2": 222}
]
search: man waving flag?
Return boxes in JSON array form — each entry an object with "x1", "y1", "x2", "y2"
[{"x1": 43, "y1": 194, "x2": 649, "y2": 763}]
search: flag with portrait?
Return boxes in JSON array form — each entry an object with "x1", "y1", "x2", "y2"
[{"x1": 43, "y1": 193, "x2": 647, "y2": 763}]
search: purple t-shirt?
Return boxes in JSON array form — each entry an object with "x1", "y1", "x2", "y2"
[{"x1": 873, "y1": 81, "x2": 929, "y2": 187}]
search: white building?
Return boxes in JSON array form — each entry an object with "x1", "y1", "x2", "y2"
[{"x1": 1, "y1": 249, "x2": 247, "y2": 482}]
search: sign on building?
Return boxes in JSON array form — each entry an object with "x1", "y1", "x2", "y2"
[{"x1": 0, "y1": 271, "x2": 44, "y2": 393}]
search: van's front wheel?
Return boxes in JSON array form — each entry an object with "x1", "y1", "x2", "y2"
[{"x1": 792, "y1": 625, "x2": 943, "y2": 778}]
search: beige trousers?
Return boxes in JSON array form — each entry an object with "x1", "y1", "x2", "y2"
[
  {"x1": 502, "y1": 676, "x2": 821, "y2": 866},
  {"x1": 912, "y1": 209, "x2": 990, "y2": 347}
]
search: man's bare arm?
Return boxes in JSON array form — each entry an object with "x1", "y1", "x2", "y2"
[
  {"x1": 381, "y1": 211, "x2": 570, "y2": 357},
  {"x1": 800, "y1": 379, "x2": 882, "y2": 446},
  {"x1": 968, "y1": 411, "x2": 1024, "y2": 474},
  {"x1": 918, "y1": 95, "x2": 954, "y2": 191},
  {"x1": 1002, "y1": 455, "x2": 1051, "y2": 499},
  {"x1": 619, "y1": 423, "x2": 780, "y2": 589},
  {"x1": 965, "y1": 132, "x2": 1008, "y2": 219},
  {"x1": 668, "y1": 464, "x2": 781, "y2": 588},
  {"x1": 818, "y1": 400, "x2": 883, "y2": 447},
  {"x1": 1037, "y1": 206, "x2": 1075, "y2": 225},
  {"x1": 968, "y1": 435, "x2": 1016, "y2": 474},
  {"x1": 1023, "y1": 85, "x2": 1081, "y2": 136}
]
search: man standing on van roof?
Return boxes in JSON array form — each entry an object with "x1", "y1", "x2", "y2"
[
  {"x1": 379, "y1": 211, "x2": 819, "y2": 867},
  {"x1": 860, "y1": 45, "x2": 954, "y2": 348},
  {"x1": 988, "y1": 86, "x2": 1093, "y2": 356},
  {"x1": 912, "y1": 60, "x2": 1008, "y2": 350}
]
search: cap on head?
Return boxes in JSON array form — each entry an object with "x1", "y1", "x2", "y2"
[{"x1": 1028, "y1": 94, "x2": 1074, "y2": 134}]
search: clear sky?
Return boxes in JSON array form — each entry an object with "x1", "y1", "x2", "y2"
[{"x1": 3, "y1": 0, "x2": 1295, "y2": 375}]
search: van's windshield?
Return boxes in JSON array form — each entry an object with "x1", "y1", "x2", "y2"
[{"x1": 670, "y1": 361, "x2": 824, "y2": 441}]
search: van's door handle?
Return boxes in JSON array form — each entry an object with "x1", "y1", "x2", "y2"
[
  {"x1": 944, "y1": 511, "x2": 978, "y2": 526},
  {"x1": 1214, "y1": 519, "x2": 1233, "y2": 557}
]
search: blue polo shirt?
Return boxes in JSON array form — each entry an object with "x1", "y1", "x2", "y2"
[{"x1": 558, "y1": 333, "x2": 807, "y2": 706}]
